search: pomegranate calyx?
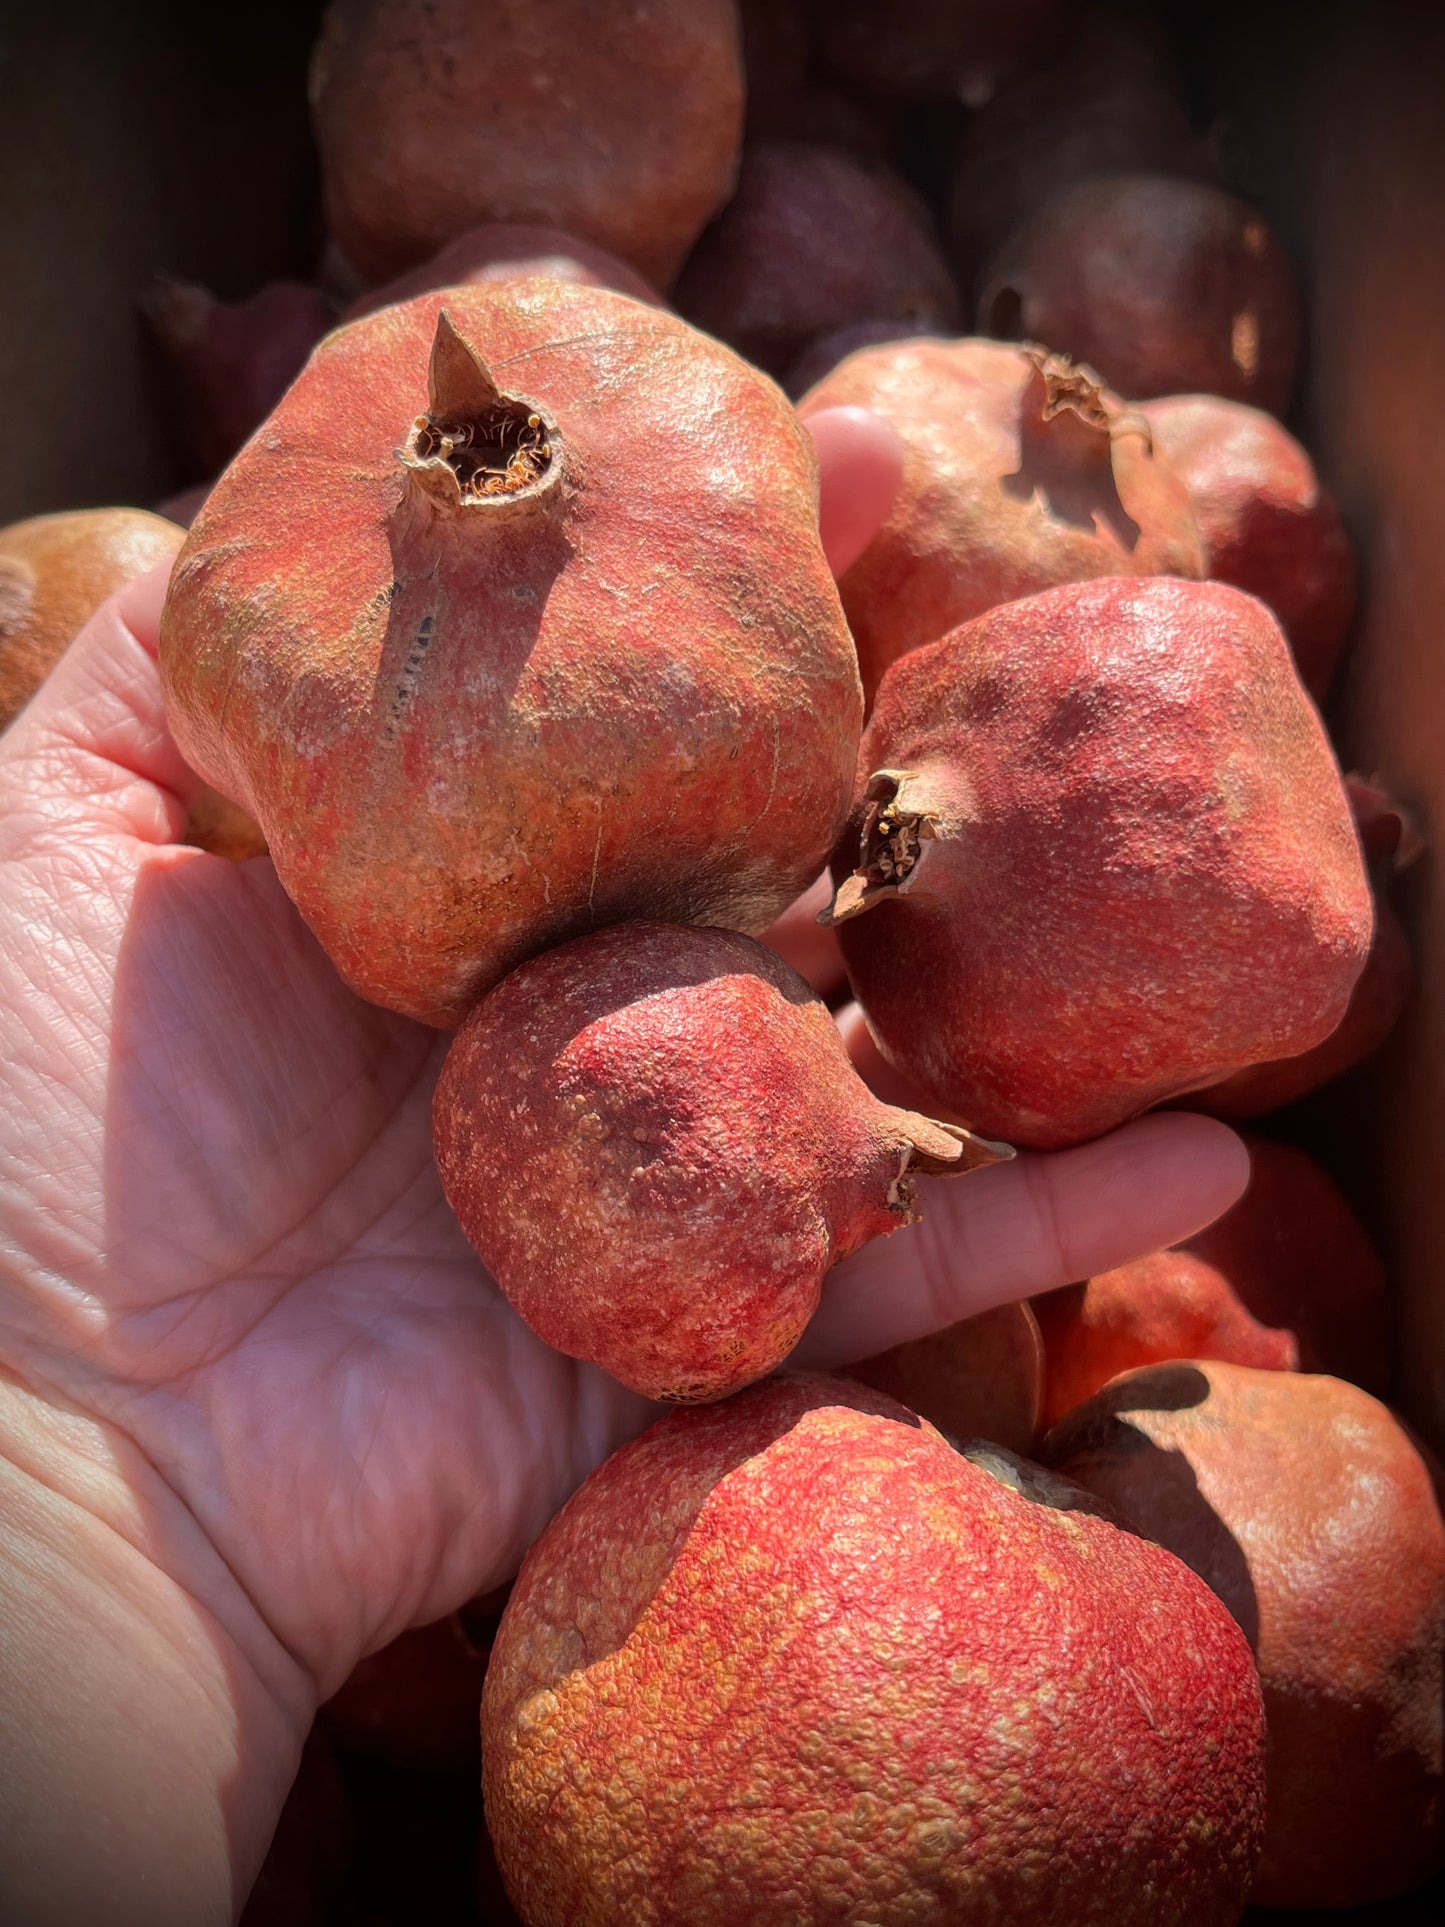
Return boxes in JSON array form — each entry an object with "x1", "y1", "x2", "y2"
[
  {"x1": 893, "y1": 1111, "x2": 1016, "y2": 1181},
  {"x1": 823, "y1": 768, "x2": 939, "y2": 925},
  {"x1": 398, "y1": 309, "x2": 559, "y2": 509}
]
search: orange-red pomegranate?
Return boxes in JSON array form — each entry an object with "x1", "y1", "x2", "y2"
[
  {"x1": 799, "y1": 338, "x2": 1204, "y2": 700},
  {"x1": 673, "y1": 141, "x2": 959, "y2": 378},
  {"x1": 434, "y1": 924, "x2": 1008, "y2": 1402},
  {"x1": 1034, "y1": 1134, "x2": 1389, "y2": 1426},
  {"x1": 1046, "y1": 1362, "x2": 1445, "y2": 1910},
  {"x1": 483, "y1": 1374, "x2": 1266, "y2": 1926},
  {"x1": 846, "y1": 1300, "x2": 1044, "y2": 1454},
  {"x1": 980, "y1": 175, "x2": 1302, "y2": 413},
  {"x1": 310, "y1": 0, "x2": 744, "y2": 288},
  {"x1": 827, "y1": 577, "x2": 1373, "y2": 1147},
  {"x1": 342, "y1": 223, "x2": 663, "y2": 322},
  {"x1": 160, "y1": 282, "x2": 863, "y2": 1025},
  {"x1": 1142, "y1": 393, "x2": 1356, "y2": 699}
]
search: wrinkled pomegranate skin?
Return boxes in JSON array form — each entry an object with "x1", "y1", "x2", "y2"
[
  {"x1": 434, "y1": 924, "x2": 967, "y2": 1403},
  {"x1": 311, "y1": 0, "x2": 744, "y2": 289},
  {"x1": 1046, "y1": 1363, "x2": 1445, "y2": 1910},
  {"x1": 1143, "y1": 394, "x2": 1356, "y2": 699},
  {"x1": 674, "y1": 142, "x2": 960, "y2": 379},
  {"x1": 834, "y1": 577, "x2": 1373, "y2": 1147},
  {"x1": 847, "y1": 1300, "x2": 1044, "y2": 1454},
  {"x1": 160, "y1": 281, "x2": 861, "y2": 1026},
  {"x1": 342, "y1": 223, "x2": 664, "y2": 321},
  {"x1": 484, "y1": 1376, "x2": 1265, "y2": 1927},
  {"x1": 799, "y1": 336, "x2": 1205, "y2": 701},
  {"x1": 980, "y1": 175, "x2": 1302, "y2": 412}
]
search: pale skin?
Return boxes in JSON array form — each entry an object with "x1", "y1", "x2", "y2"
[{"x1": 0, "y1": 407, "x2": 1249, "y2": 1923}]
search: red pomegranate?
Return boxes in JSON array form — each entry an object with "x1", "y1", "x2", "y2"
[
  {"x1": 846, "y1": 1299, "x2": 1044, "y2": 1454},
  {"x1": 484, "y1": 1375, "x2": 1265, "y2": 1926},
  {"x1": 1046, "y1": 1362, "x2": 1445, "y2": 1910},
  {"x1": 434, "y1": 923, "x2": 1008, "y2": 1403},
  {"x1": 798, "y1": 337, "x2": 1204, "y2": 701},
  {"x1": 160, "y1": 282, "x2": 863, "y2": 1025},
  {"x1": 827, "y1": 577, "x2": 1373, "y2": 1147},
  {"x1": 819, "y1": 0, "x2": 1066, "y2": 103},
  {"x1": 342, "y1": 223, "x2": 663, "y2": 322}
]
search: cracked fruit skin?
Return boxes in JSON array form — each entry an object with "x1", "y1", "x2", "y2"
[
  {"x1": 433, "y1": 924, "x2": 1008, "y2": 1403},
  {"x1": 159, "y1": 281, "x2": 863, "y2": 1026},
  {"x1": 829, "y1": 576, "x2": 1373, "y2": 1148},
  {"x1": 798, "y1": 336, "x2": 1204, "y2": 702},
  {"x1": 1045, "y1": 1362, "x2": 1445, "y2": 1910},
  {"x1": 483, "y1": 1373, "x2": 1266, "y2": 1927}
]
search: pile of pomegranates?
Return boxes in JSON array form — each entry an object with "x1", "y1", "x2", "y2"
[{"x1": 4, "y1": 1, "x2": 1442, "y2": 1921}]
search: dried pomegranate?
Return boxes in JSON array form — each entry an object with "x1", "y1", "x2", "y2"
[
  {"x1": 1046, "y1": 1362, "x2": 1445, "y2": 1910},
  {"x1": 827, "y1": 577, "x2": 1373, "y2": 1147},
  {"x1": 979, "y1": 174, "x2": 1302, "y2": 412},
  {"x1": 342, "y1": 223, "x2": 663, "y2": 322},
  {"x1": 819, "y1": 0, "x2": 1065, "y2": 103},
  {"x1": 310, "y1": 0, "x2": 744, "y2": 288},
  {"x1": 674, "y1": 142, "x2": 959, "y2": 378},
  {"x1": 434, "y1": 923, "x2": 1008, "y2": 1403},
  {"x1": 144, "y1": 277, "x2": 334, "y2": 475},
  {"x1": 1142, "y1": 393, "x2": 1356, "y2": 698},
  {"x1": 798, "y1": 338, "x2": 1204, "y2": 701},
  {"x1": 1034, "y1": 1135, "x2": 1390, "y2": 1426},
  {"x1": 484, "y1": 1375, "x2": 1265, "y2": 1926},
  {"x1": 846, "y1": 1300, "x2": 1044, "y2": 1454},
  {"x1": 160, "y1": 282, "x2": 863, "y2": 1025}
]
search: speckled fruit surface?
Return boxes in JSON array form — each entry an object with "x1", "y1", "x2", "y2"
[
  {"x1": 828, "y1": 576, "x2": 1373, "y2": 1147},
  {"x1": 1046, "y1": 1363, "x2": 1445, "y2": 1910},
  {"x1": 484, "y1": 1374, "x2": 1266, "y2": 1926},
  {"x1": 799, "y1": 337, "x2": 1204, "y2": 701},
  {"x1": 159, "y1": 281, "x2": 863, "y2": 1026},
  {"x1": 434, "y1": 924, "x2": 1007, "y2": 1402}
]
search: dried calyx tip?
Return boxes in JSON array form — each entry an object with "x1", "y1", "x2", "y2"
[
  {"x1": 821, "y1": 770, "x2": 935, "y2": 926},
  {"x1": 1022, "y1": 342, "x2": 1152, "y2": 449},
  {"x1": 398, "y1": 309, "x2": 557, "y2": 504}
]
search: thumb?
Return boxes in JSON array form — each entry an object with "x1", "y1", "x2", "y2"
[{"x1": 0, "y1": 561, "x2": 204, "y2": 848}]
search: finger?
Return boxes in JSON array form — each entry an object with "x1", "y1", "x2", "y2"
[
  {"x1": 792, "y1": 1112, "x2": 1251, "y2": 1369},
  {"x1": 805, "y1": 405, "x2": 904, "y2": 579},
  {"x1": 758, "y1": 872, "x2": 848, "y2": 1001},
  {"x1": 0, "y1": 560, "x2": 203, "y2": 846}
]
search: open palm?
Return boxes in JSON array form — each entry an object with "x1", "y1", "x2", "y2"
[{"x1": 0, "y1": 417, "x2": 1247, "y2": 1705}]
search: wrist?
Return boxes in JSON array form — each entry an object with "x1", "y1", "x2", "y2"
[{"x1": 0, "y1": 1374, "x2": 315, "y2": 1925}]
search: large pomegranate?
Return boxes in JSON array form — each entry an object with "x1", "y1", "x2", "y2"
[{"x1": 160, "y1": 282, "x2": 863, "y2": 1025}]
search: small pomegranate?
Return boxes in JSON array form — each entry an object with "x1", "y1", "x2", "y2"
[
  {"x1": 484, "y1": 1374, "x2": 1266, "y2": 1927},
  {"x1": 783, "y1": 317, "x2": 943, "y2": 399},
  {"x1": 979, "y1": 174, "x2": 1302, "y2": 413},
  {"x1": 1189, "y1": 773, "x2": 1416, "y2": 1118},
  {"x1": 1141, "y1": 393, "x2": 1356, "y2": 698},
  {"x1": 819, "y1": 0, "x2": 1066, "y2": 103},
  {"x1": 342, "y1": 223, "x2": 664, "y2": 322},
  {"x1": 826, "y1": 577, "x2": 1374, "y2": 1148},
  {"x1": 434, "y1": 923, "x2": 1009, "y2": 1403},
  {"x1": 1045, "y1": 1362, "x2": 1445, "y2": 1910},
  {"x1": 310, "y1": 0, "x2": 744, "y2": 288},
  {"x1": 144, "y1": 277, "x2": 334, "y2": 475},
  {"x1": 160, "y1": 282, "x2": 864, "y2": 1025},
  {"x1": 846, "y1": 1299, "x2": 1044, "y2": 1454},
  {"x1": 674, "y1": 141, "x2": 959, "y2": 378},
  {"x1": 757, "y1": 871, "x2": 847, "y2": 1001},
  {"x1": 798, "y1": 338, "x2": 1205, "y2": 701},
  {"x1": 1034, "y1": 1133, "x2": 1390, "y2": 1426}
]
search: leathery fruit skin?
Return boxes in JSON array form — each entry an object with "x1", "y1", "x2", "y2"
[
  {"x1": 827, "y1": 576, "x2": 1374, "y2": 1148},
  {"x1": 798, "y1": 337, "x2": 1205, "y2": 703},
  {"x1": 482, "y1": 1374, "x2": 1266, "y2": 1927},
  {"x1": 845, "y1": 1299, "x2": 1045, "y2": 1456},
  {"x1": 159, "y1": 281, "x2": 863, "y2": 1026},
  {"x1": 1045, "y1": 1362, "x2": 1445, "y2": 1910},
  {"x1": 433, "y1": 924, "x2": 1009, "y2": 1403}
]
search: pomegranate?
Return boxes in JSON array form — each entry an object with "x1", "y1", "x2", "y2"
[
  {"x1": 1141, "y1": 393, "x2": 1356, "y2": 698},
  {"x1": 798, "y1": 338, "x2": 1205, "y2": 701},
  {"x1": 783, "y1": 318, "x2": 943, "y2": 400},
  {"x1": 483, "y1": 1374, "x2": 1265, "y2": 1926},
  {"x1": 160, "y1": 282, "x2": 863, "y2": 1025},
  {"x1": 846, "y1": 1299, "x2": 1044, "y2": 1454},
  {"x1": 1034, "y1": 1132, "x2": 1390, "y2": 1425},
  {"x1": 342, "y1": 223, "x2": 663, "y2": 322},
  {"x1": 757, "y1": 871, "x2": 847, "y2": 1001},
  {"x1": 818, "y1": 0, "x2": 1065, "y2": 104},
  {"x1": 1046, "y1": 1362, "x2": 1445, "y2": 1910},
  {"x1": 826, "y1": 576, "x2": 1373, "y2": 1148},
  {"x1": 310, "y1": 0, "x2": 744, "y2": 288},
  {"x1": 144, "y1": 277, "x2": 334, "y2": 475},
  {"x1": 979, "y1": 174, "x2": 1302, "y2": 412},
  {"x1": 673, "y1": 141, "x2": 959, "y2": 378},
  {"x1": 433, "y1": 923, "x2": 1009, "y2": 1403}
]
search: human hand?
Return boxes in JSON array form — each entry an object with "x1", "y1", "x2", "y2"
[{"x1": 0, "y1": 408, "x2": 1247, "y2": 1919}]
